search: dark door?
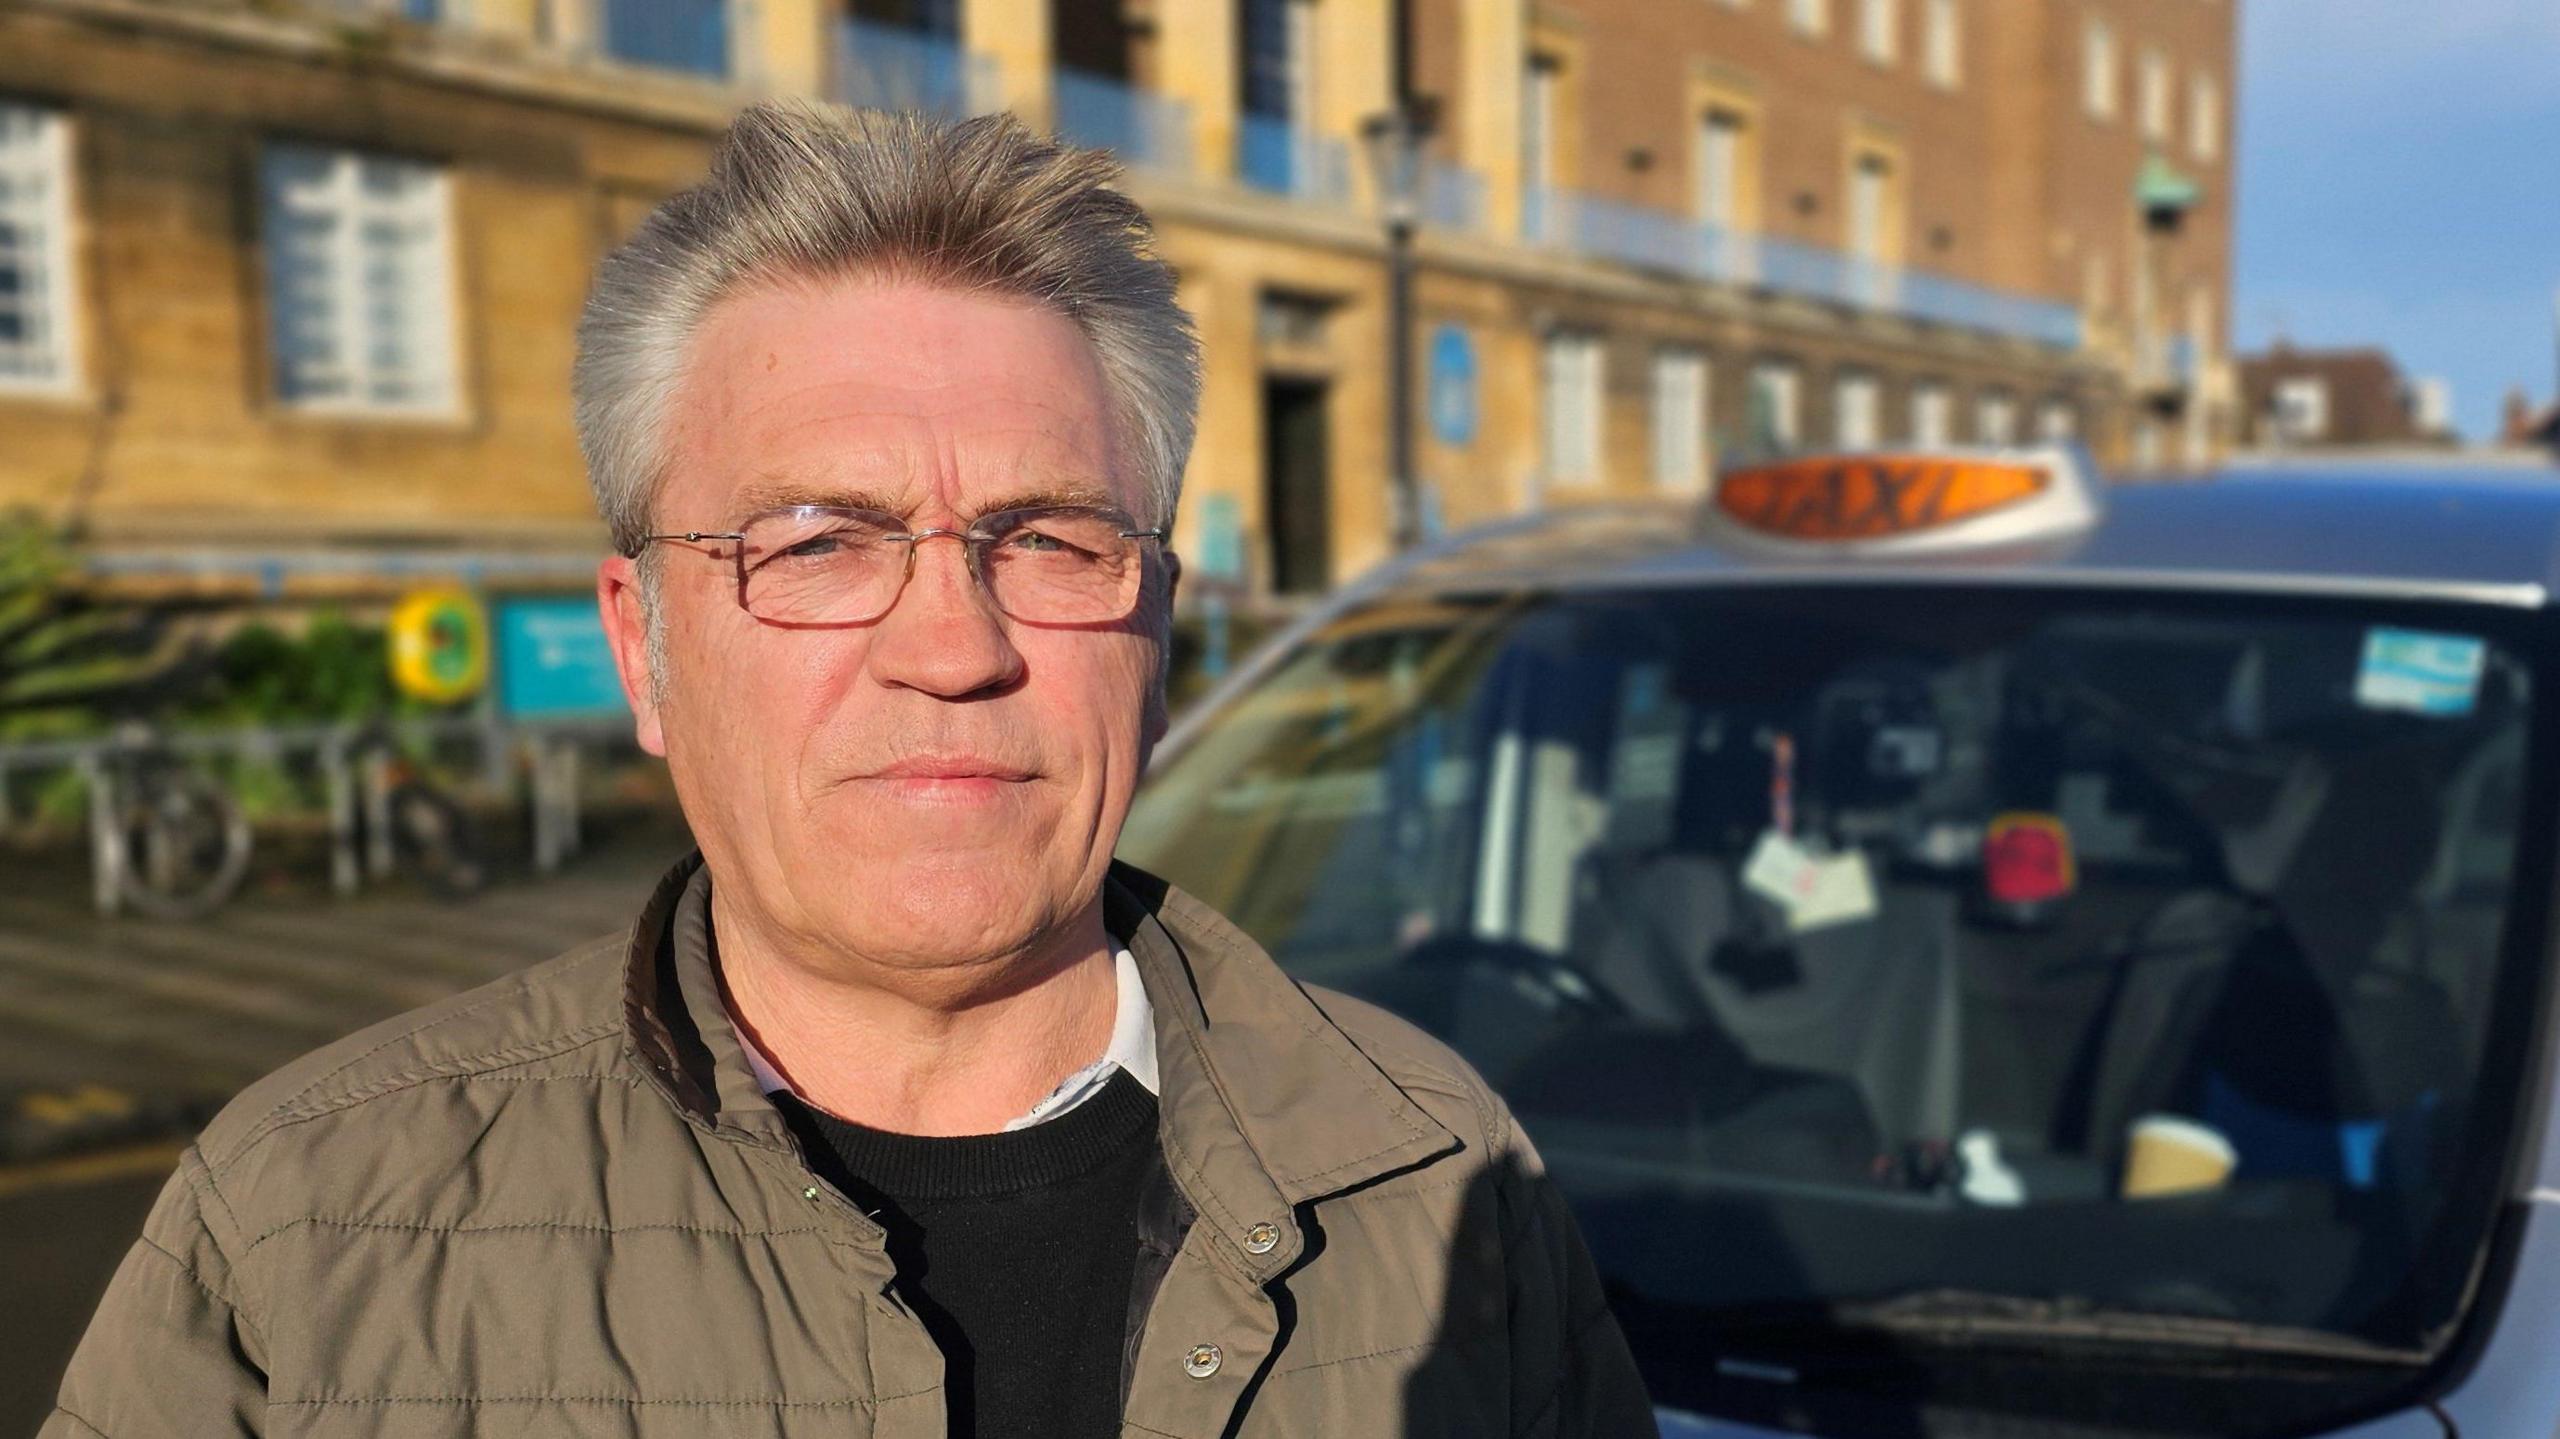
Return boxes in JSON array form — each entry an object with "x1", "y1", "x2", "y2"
[{"x1": 1263, "y1": 377, "x2": 1331, "y2": 595}]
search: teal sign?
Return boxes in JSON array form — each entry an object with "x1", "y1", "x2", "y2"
[
  {"x1": 1427, "y1": 324, "x2": 1478, "y2": 447},
  {"x1": 496, "y1": 597, "x2": 629, "y2": 719},
  {"x1": 1195, "y1": 494, "x2": 1246, "y2": 584}
]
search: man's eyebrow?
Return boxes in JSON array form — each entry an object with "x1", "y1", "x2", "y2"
[
  {"x1": 977, "y1": 485, "x2": 1124, "y2": 515},
  {"x1": 729, "y1": 479, "x2": 907, "y2": 521}
]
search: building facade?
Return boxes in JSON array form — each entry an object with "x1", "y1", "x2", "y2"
[
  {"x1": 0, "y1": 0, "x2": 2236, "y2": 608},
  {"x1": 2236, "y1": 344, "x2": 2455, "y2": 450}
]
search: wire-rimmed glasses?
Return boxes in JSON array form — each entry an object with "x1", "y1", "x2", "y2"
[{"x1": 637, "y1": 503, "x2": 1166, "y2": 626}]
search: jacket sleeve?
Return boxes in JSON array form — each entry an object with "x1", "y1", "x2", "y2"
[
  {"x1": 1493, "y1": 1100, "x2": 1661, "y2": 1439},
  {"x1": 43, "y1": 1146, "x2": 268, "y2": 1438}
]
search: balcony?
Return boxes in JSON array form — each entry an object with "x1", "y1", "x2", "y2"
[
  {"x1": 600, "y1": 0, "x2": 730, "y2": 78},
  {"x1": 1418, "y1": 158, "x2": 1485, "y2": 233},
  {"x1": 1235, "y1": 111, "x2": 1351, "y2": 205},
  {"x1": 1522, "y1": 186, "x2": 2082, "y2": 350},
  {"x1": 1052, "y1": 69, "x2": 1195, "y2": 176},
  {"x1": 834, "y1": 19, "x2": 994, "y2": 120}
]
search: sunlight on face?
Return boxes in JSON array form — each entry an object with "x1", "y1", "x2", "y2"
[{"x1": 631, "y1": 277, "x2": 1166, "y2": 981}]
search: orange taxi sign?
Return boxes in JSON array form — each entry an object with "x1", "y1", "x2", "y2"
[{"x1": 1714, "y1": 455, "x2": 2051, "y2": 542}]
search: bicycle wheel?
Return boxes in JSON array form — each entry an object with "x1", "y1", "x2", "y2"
[
  {"x1": 119, "y1": 771, "x2": 254, "y2": 921},
  {"x1": 390, "y1": 781, "x2": 488, "y2": 899}
]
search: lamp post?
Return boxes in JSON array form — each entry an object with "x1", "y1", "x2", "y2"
[{"x1": 1362, "y1": 103, "x2": 1427, "y2": 552}]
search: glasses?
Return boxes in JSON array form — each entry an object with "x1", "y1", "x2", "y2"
[{"x1": 638, "y1": 503, "x2": 1166, "y2": 626}]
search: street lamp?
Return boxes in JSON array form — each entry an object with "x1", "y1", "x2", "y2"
[{"x1": 1362, "y1": 101, "x2": 1431, "y2": 552}]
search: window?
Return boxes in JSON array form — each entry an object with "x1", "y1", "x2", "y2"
[
  {"x1": 1523, "y1": 54, "x2": 1561, "y2": 196},
  {"x1": 1860, "y1": 0, "x2": 1898, "y2": 64},
  {"x1": 1975, "y1": 388, "x2": 2018, "y2": 445},
  {"x1": 2083, "y1": 17, "x2": 2117, "y2": 120},
  {"x1": 1923, "y1": 0, "x2": 1961, "y2": 88},
  {"x1": 260, "y1": 144, "x2": 458, "y2": 415},
  {"x1": 2191, "y1": 74, "x2": 2221, "y2": 162},
  {"x1": 2037, "y1": 398, "x2": 2078, "y2": 441},
  {"x1": 0, "y1": 102, "x2": 79, "y2": 394},
  {"x1": 2273, "y1": 376, "x2": 2330, "y2": 443},
  {"x1": 1833, "y1": 371, "x2": 1881, "y2": 449},
  {"x1": 1847, "y1": 152, "x2": 1891, "y2": 261},
  {"x1": 1748, "y1": 359, "x2": 1801, "y2": 453},
  {"x1": 1542, "y1": 330, "x2": 1605, "y2": 489},
  {"x1": 1789, "y1": 0, "x2": 1827, "y2": 37},
  {"x1": 1651, "y1": 348, "x2": 1710, "y2": 493},
  {"x1": 1910, "y1": 381, "x2": 1952, "y2": 446},
  {"x1": 2139, "y1": 48, "x2": 2172, "y2": 142},
  {"x1": 1695, "y1": 110, "x2": 1746, "y2": 231}
]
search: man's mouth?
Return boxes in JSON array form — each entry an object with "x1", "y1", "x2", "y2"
[{"x1": 856, "y1": 755, "x2": 1038, "y2": 802}]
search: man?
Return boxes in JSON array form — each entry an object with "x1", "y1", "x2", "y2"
[{"x1": 48, "y1": 100, "x2": 1654, "y2": 1438}]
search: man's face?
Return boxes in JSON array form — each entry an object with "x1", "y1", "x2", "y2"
[{"x1": 598, "y1": 277, "x2": 1170, "y2": 982}]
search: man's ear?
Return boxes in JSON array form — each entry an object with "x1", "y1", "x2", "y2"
[
  {"x1": 1141, "y1": 549, "x2": 1183, "y2": 753},
  {"x1": 596, "y1": 554, "x2": 667, "y2": 757}
]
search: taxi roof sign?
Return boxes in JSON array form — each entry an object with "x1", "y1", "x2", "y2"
[{"x1": 1705, "y1": 447, "x2": 2103, "y2": 554}]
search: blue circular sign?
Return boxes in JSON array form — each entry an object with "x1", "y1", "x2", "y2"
[{"x1": 1427, "y1": 324, "x2": 1478, "y2": 447}]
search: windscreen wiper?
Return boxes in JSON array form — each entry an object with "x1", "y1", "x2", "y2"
[{"x1": 1707, "y1": 1288, "x2": 2425, "y2": 1366}]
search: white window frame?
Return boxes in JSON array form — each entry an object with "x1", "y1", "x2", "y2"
[
  {"x1": 1749, "y1": 359, "x2": 1802, "y2": 453},
  {"x1": 1923, "y1": 0, "x2": 1961, "y2": 89},
  {"x1": 2037, "y1": 398, "x2": 2078, "y2": 442},
  {"x1": 0, "y1": 102, "x2": 82, "y2": 396},
  {"x1": 1847, "y1": 153, "x2": 1890, "y2": 262},
  {"x1": 1789, "y1": 0, "x2": 1828, "y2": 38},
  {"x1": 1650, "y1": 347, "x2": 1710, "y2": 494},
  {"x1": 1833, "y1": 371, "x2": 1881, "y2": 449},
  {"x1": 2190, "y1": 74, "x2": 2221, "y2": 162},
  {"x1": 2083, "y1": 17, "x2": 2117, "y2": 121},
  {"x1": 1695, "y1": 109, "x2": 1744, "y2": 231},
  {"x1": 1975, "y1": 389, "x2": 2018, "y2": 445},
  {"x1": 1859, "y1": 0, "x2": 1898, "y2": 64},
  {"x1": 1523, "y1": 54, "x2": 1560, "y2": 196},
  {"x1": 2139, "y1": 47, "x2": 2172, "y2": 142},
  {"x1": 260, "y1": 142, "x2": 460, "y2": 418},
  {"x1": 1541, "y1": 330, "x2": 1605, "y2": 490},
  {"x1": 1910, "y1": 382, "x2": 1952, "y2": 447},
  {"x1": 1282, "y1": 0, "x2": 1319, "y2": 128},
  {"x1": 2273, "y1": 376, "x2": 2329, "y2": 443}
]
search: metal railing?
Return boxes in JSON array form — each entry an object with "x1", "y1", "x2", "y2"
[
  {"x1": 1419, "y1": 158, "x2": 1486, "y2": 234},
  {"x1": 1521, "y1": 185, "x2": 2082, "y2": 349},
  {"x1": 834, "y1": 19, "x2": 994, "y2": 120},
  {"x1": 599, "y1": 0, "x2": 730, "y2": 79},
  {"x1": 1234, "y1": 112, "x2": 1351, "y2": 205},
  {"x1": 1052, "y1": 68, "x2": 1195, "y2": 176}
]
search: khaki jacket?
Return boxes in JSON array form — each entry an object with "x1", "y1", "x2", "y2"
[{"x1": 48, "y1": 854, "x2": 1656, "y2": 1437}]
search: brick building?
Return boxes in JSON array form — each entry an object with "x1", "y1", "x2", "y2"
[
  {"x1": 2236, "y1": 343, "x2": 2453, "y2": 449},
  {"x1": 0, "y1": 0, "x2": 2236, "y2": 609}
]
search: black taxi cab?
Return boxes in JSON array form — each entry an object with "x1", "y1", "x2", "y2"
[{"x1": 1116, "y1": 450, "x2": 2560, "y2": 1438}]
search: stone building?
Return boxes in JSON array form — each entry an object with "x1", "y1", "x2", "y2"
[
  {"x1": 2236, "y1": 344, "x2": 2455, "y2": 450},
  {"x1": 0, "y1": 0, "x2": 2236, "y2": 608}
]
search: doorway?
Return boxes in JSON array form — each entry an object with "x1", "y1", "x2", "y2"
[{"x1": 1262, "y1": 377, "x2": 1331, "y2": 595}]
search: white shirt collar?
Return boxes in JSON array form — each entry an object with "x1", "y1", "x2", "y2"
[{"x1": 733, "y1": 947, "x2": 1158, "y2": 1131}]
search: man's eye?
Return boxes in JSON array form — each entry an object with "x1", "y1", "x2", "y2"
[{"x1": 781, "y1": 534, "x2": 846, "y2": 559}]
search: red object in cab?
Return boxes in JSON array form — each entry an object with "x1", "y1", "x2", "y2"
[{"x1": 1984, "y1": 813, "x2": 2076, "y2": 906}]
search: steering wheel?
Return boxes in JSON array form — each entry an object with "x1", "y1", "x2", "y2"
[{"x1": 1396, "y1": 933, "x2": 1633, "y2": 1022}]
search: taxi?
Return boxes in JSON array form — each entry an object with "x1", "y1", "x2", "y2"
[{"x1": 1117, "y1": 449, "x2": 2560, "y2": 1438}]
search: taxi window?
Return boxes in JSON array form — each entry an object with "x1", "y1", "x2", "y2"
[{"x1": 1121, "y1": 585, "x2": 2548, "y2": 1433}]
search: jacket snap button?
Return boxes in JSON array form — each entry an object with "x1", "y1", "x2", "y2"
[
  {"x1": 1244, "y1": 1223, "x2": 1280, "y2": 1255},
  {"x1": 1183, "y1": 1343, "x2": 1223, "y2": 1379},
  {"x1": 802, "y1": 1186, "x2": 820, "y2": 1201}
]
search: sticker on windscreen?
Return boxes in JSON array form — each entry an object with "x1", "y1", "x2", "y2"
[{"x1": 2356, "y1": 627, "x2": 2487, "y2": 717}]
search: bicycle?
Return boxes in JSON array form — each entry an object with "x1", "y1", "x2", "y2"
[
  {"x1": 90, "y1": 723, "x2": 254, "y2": 921},
  {"x1": 346, "y1": 723, "x2": 488, "y2": 900}
]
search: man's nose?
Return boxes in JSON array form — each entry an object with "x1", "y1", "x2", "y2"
[{"x1": 862, "y1": 533, "x2": 1025, "y2": 698}]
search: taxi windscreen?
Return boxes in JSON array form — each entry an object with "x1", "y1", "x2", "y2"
[{"x1": 1121, "y1": 585, "x2": 2550, "y2": 1436}]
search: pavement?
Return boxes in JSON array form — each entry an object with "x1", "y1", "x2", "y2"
[{"x1": 0, "y1": 807, "x2": 696, "y2": 1435}]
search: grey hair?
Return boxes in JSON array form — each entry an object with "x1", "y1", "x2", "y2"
[{"x1": 574, "y1": 99, "x2": 1201, "y2": 559}]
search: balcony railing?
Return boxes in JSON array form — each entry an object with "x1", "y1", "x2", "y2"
[
  {"x1": 1522, "y1": 186, "x2": 2082, "y2": 349},
  {"x1": 600, "y1": 0, "x2": 729, "y2": 79},
  {"x1": 1052, "y1": 69, "x2": 1194, "y2": 176},
  {"x1": 834, "y1": 19, "x2": 994, "y2": 120},
  {"x1": 1418, "y1": 158, "x2": 1485, "y2": 233},
  {"x1": 1235, "y1": 112, "x2": 1351, "y2": 205}
]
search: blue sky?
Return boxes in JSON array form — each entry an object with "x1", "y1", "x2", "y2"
[{"x1": 2235, "y1": 0, "x2": 2560, "y2": 440}]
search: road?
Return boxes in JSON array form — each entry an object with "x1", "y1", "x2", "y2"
[{"x1": 0, "y1": 810, "x2": 693, "y2": 1435}]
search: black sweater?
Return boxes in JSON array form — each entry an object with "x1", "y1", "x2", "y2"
[{"x1": 774, "y1": 1070, "x2": 1162, "y2": 1439}]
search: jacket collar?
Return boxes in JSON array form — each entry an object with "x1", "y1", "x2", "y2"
[{"x1": 621, "y1": 851, "x2": 1459, "y2": 1277}]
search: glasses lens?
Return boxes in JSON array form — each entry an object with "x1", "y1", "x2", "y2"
[
  {"x1": 739, "y1": 509, "x2": 906, "y2": 623},
  {"x1": 981, "y1": 509, "x2": 1143, "y2": 623}
]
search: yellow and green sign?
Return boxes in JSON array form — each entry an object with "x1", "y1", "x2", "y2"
[{"x1": 388, "y1": 587, "x2": 490, "y2": 704}]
